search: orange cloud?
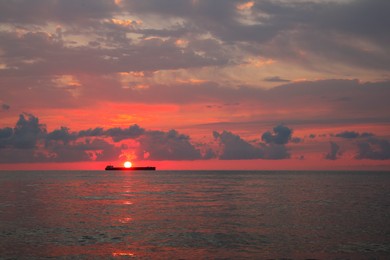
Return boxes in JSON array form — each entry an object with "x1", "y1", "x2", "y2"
[
  {"x1": 175, "y1": 39, "x2": 189, "y2": 48},
  {"x1": 245, "y1": 57, "x2": 276, "y2": 67},
  {"x1": 237, "y1": 1, "x2": 254, "y2": 11},
  {"x1": 110, "y1": 18, "x2": 142, "y2": 27}
]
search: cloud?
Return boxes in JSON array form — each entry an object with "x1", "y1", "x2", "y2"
[
  {"x1": 45, "y1": 138, "x2": 122, "y2": 162},
  {"x1": 263, "y1": 76, "x2": 290, "y2": 83},
  {"x1": 355, "y1": 138, "x2": 390, "y2": 160},
  {"x1": 105, "y1": 125, "x2": 145, "y2": 142},
  {"x1": 11, "y1": 113, "x2": 47, "y2": 149},
  {"x1": 0, "y1": 0, "x2": 388, "y2": 84},
  {"x1": 335, "y1": 131, "x2": 374, "y2": 139},
  {"x1": 213, "y1": 130, "x2": 263, "y2": 160},
  {"x1": 291, "y1": 137, "x2": 303, "y2": 143},
  {"x1": 325, "y1": 141, "x2": 341, "y2": 160},
  {"x1": 4, "y1": 119, "x2": 244, "y2": 162},
  {"x1": 1, "y1": 104, "x2": 10, "y2": 111},
  {"x1": 0, "y1": 113, "x2": 47, "y2": 162},
  {"x1": 78, "y1": 127, "x2": 105, "y2": 137},
  {"x1": 0, "y1": 127, "x2": 13, "y2": 148},
  {"x1": 136, "y1": 129, "x2": 202, "y2": 160},
  {"x1": 46, "y1": 126, "x2": 77, "y2": 145},
  {"x1": 261, "y1": 125, "x2": 292, "y2": 145},
  {"x1": 0, "y1": 0, "x2": 118, "y2": 24},
  {"x1": 213, "y1": 125, "x2": 295, "y2": 160}
]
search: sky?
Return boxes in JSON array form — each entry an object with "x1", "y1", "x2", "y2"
[{"x1": 0, "y1": 0, "x2": 389, "y2": 170}]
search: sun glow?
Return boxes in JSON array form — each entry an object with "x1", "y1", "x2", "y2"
[{"x1": 124, "y1": 161, "x2": 132, "y2": 168}]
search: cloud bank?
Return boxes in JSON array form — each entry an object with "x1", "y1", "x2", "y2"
[{"x1": 0, "y1": 114, "x2": 294, "y2": 163}]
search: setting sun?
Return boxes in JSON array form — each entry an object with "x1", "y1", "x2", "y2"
[{"x1": 124, "y1": 161, "x2": 132, "y2": 168}]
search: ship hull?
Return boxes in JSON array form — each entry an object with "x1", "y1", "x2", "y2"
[{"x1": 105, "y1": 166, "x2": 156, "y2": 171}]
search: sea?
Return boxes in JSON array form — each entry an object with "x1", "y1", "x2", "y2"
[{"x1": 0, "y1": 170, "x2": 389, "y2": 259}]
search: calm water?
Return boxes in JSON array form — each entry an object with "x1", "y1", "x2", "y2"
[{"x1": 0, "y1": 170, "x2": 389, "y2": 259}]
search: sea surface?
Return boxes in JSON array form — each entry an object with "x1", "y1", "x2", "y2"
[{"x1": 0, "y1": 170, "x2": 389, "y2": 259}]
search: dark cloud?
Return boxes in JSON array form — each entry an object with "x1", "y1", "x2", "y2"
[
  {"x1": 46, "y1": 127, "x2": 77, "y2": 145},
  {"x1": 0, "y1": 30, "x2": 223, "y2": 77},
  {"x1": 0, "y1": 113, "x2": 47, "y2": 162},
  {"x1": 262, "y1": 125, "x2": 292, "y2": 145},
  {"x1": 355, "y1": 138, "x2": 390, "y2": 160},
  {"x1": 260, "y1": 143, "x2": 290, "y2": 160},
  {"x1": 0, "y1": 0, "x2": 388, "y2": 81},
  {"x1": 122, "y1": 0, "x2": 390, "y2": 70},
  {"x1": 213, "y1": 125, "x2": 295, "y2": 160},
  {"x1": 0, "y1": 0, "x2": 118, "y2": 24},
  {"x1": 137, "y1": 130, "x2": 202, "y2": 160},
  {"x1": 0, "y1": 113, "x2": 203, "y2": 162},
  {"x1": 47, "y1": 138, "x2": 122, "y2": 162},
  {"x1": 0, "y1": 127, "x2": 13, "y2": 148},
  {"x1": 263, "y1": 76, "x2": 290, "y2": 83},
  {"x1": 11, "y1": 113, "x2": 47, "y2": 149},
  {"x1": 1, "y1": 104, "x2": 10, "y2": 111},
  {"x1": 253, "y1": 0, "x2": 390, "y2": 70},
  {"x1": 105, "y1": 125, "x2": 145, "y2": 142},
  {"x1": 335, "y1": 131, "x2": 374, "y2": 139},
  {"x1": 213, "y1": 130, "x2": 263, "y2": 160},
  {"x1": 291, "y1": 137, "x2": 303, "y2": 143},
  {"x1": 78, "y1": 127, "x2": 105, "y2": 137},
  {"x1": 325, "y1": 141, "x2": 341, "y2": 160}
]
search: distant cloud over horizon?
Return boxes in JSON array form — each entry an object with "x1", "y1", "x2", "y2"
[
  {"x1": 325, "y1": 142, "x2": 341, "y2": 160},
  {"x1": 335, "y1": 131, "x2": 374, "y2": 139},
  {"x1": 1, "y1": 104, "x2": 10, "y2": 111},
  {"x1": 0, "y1": 113, "x2": 295, "y2": 163}
]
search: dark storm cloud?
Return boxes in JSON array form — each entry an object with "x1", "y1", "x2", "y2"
[
  {"x1": 213, "y1": 130, "x2": 264, "y2": 160},
  {"x1": 0, "y1": 114, "x2": 207, "y2": 162},
  {"x1": 260, "y1": 143, "x2": 290, "y2": 160},
  {"x1": 0, "y1": 114, "x2": 125, "y2": 162},
  {"x1": 46, "y1": 138, "x2": 122, "y2": 162},
  {"x1": 261, "y1": 125, "x2": 292, "y2": 145},
  {"x1": 46, "y1": 127, "x2": 77, "y2": 145},
  {"x1": 0, "y1": 128, "x2": 13, "y2": 148},
  {"x1": 0, "y1": 113, "x2": 47, "y2": 162},
  {"x1": 78, "y1": 128, "x2": 105, "y2": 137},
  {"x1": 11, "y1": 113, "x2": 47, "y2": 149},
  {"x1": 105, "y1": 125, "x2": 145, "y2": 142},
  {"x1": 213, "y1": 125, "x2": 296, "y2": 160},
  {"x1": 2, "y1": 113, "x2": 389, "y2": 163},
  {"x1": 1, "y1": 104, "x2": 10, "y2": 111},
  {"x1": 325, "y1": 141, "x2": 341, "y2": 160},
  {"x1": 335, "y1": 131, "x2": 374, "y2": 139},
  {"x1": 136, "y1": 130, "x2": 202, "y2": 160},
  {"x1": 355, "y1": 138, "x2": 390, "y2": 160}
]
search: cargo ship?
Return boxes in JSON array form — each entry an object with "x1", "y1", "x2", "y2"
[{"x1": 105, "y1": 165, "x2": 156, "y2": 171}]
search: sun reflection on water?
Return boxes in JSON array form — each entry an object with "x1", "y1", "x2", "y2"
[
  {"x1": 118, "y1": 217, "x2": 132, "y2": 223},
  {"x1": 112, "y1": 251, "x2": 135, "y2": 257}
]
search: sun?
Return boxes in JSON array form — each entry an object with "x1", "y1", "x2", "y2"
[{"x1": 124, "y1": 161, "x2": 132, "y2": 168}]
